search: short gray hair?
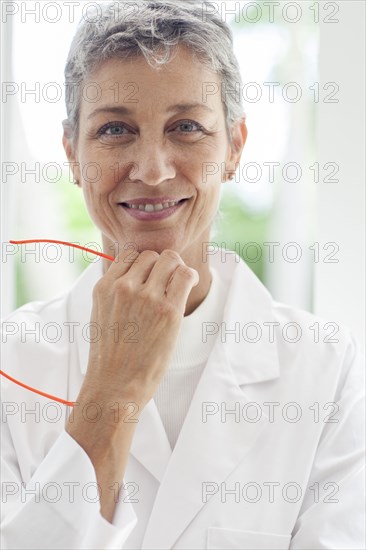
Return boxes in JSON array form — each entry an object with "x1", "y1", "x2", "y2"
[{"x1": 64, "y1": 0, "x2": 245, "y2": 146}]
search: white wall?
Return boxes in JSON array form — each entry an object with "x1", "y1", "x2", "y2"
[
  {"x1": 314, "y1": 1, "x2": 365, "y2": 353},
  {"x1": 1, "y1": 15, "x2": 16, "y2": 318}
]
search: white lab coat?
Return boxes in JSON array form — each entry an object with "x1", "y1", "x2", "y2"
[{"x1": 1, "y1": 250, "x2": 365, "y2": 550}]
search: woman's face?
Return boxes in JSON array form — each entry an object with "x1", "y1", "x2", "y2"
[{"x1": 63, "y1": 45, "x2": 246, "y2": 258}]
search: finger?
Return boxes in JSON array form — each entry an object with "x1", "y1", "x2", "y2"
[
  {"x1": 122, "y1": 250, "x2": 160, "y2": 285},
  {"x1": 145, "y1": 249, "x2": 185, "y2": 293},
  {"x1": 104, "y1": 246, "x2": 140, "y2": 281},
  {"x1": 165, "y1": 264, "x2": 199, "y2": 311}
]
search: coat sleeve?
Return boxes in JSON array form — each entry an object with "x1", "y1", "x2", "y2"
[
  {"x1": 1, "y1": 297, "x2": 138, "y2": 549},
  {"x1": 290, "y1": 333, "x2": 365, "y2": 549},
  {"x1": 1, "y1": 415, "x2": 138, "y2": 550}
]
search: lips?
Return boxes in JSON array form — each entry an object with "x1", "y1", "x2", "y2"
[
  {"x1": 118, "y1": 197, "x2": 189, "y2": 220},
  {"x1": 126, "y1": 200, "x2": 181, "y2": 212},
  {"x1": 119, "y1": 197, "x2": 188, "y2": 212}
]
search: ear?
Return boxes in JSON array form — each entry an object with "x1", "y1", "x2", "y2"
[
  {"x1": 224, "y1": 116, "x2": 248, "y2": 180},
  {"x1": 62, "y1": 119, "x2": 81, "y2": 185}
]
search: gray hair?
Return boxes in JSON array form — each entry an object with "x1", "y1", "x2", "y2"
[{"x1": 64, "y1": 0, "x2": 245, "y2": 147}]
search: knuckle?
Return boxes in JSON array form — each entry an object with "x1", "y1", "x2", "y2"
[
  {"x1": 161, "y1": 249, "x2": 181, "y2": 263},
  {"x1": 139, "y1": 250, "x2": 160, "y2": 262},
  {"x1": 175, "y1": 264, "x2": 195, "y2": 280},
  {"x1": 115, "y1": 277, "x2": 134, "y2": 294},
  {"x1": 139, "y1": 287, "x2": 156, "y2": 302}
]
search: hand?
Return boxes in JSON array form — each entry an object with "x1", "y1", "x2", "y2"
[{"x1": 81, "y1": 247, "x2": 199, "y2": 411}]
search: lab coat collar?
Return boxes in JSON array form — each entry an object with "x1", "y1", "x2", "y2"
[{"x1": 69, "y1": 249, "x2": 280, "y2": 387}]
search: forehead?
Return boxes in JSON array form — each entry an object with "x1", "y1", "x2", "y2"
[{"x1": 79, "y1": 45, "x2": 223, "y2": 117}]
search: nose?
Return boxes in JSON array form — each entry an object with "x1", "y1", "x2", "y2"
[{"x1": 127, "y1": 136, "x2": 176, "y2": 186}]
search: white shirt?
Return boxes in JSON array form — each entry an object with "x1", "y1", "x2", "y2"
[
  {"x1": 154, "y1": 266, "x2": 228, "y2": 449},
  {"x1": 1, "y1": 250, "x2": 365, "y2": 549}
]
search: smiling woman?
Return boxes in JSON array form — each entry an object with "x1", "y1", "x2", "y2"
[
  {"x1": 62, "y1": 48, "x2": 245, "y2": 291},
  {"x1": 1, "y1": 1, "x2": 365, "y2": 550}
]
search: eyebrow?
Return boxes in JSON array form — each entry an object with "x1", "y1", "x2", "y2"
[{"x1": 87, "y1": 102, "x2": 215, "y2": 120}]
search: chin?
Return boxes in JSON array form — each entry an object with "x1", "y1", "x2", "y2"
[
  {"x1": 115, "y1": 231, "x2": 184, "y2": 256},
  {"x1": 135, "y1": 238, "x2": 181, "y2": 255}
]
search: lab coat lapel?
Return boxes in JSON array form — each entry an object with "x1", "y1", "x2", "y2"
[
  {"x1": 129, "y1": 398, "x2": 172, "y2": 482},
  {"x1": 140, "y1": 345, "x2": 274, "y2": 550},
  {"x1": 141, "y1": 253, "x2": 281, "y2": 549}
]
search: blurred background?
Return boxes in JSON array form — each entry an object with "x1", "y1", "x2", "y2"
[{"x1": 1, "y1": 1, "x2": 365, "y2": 351}]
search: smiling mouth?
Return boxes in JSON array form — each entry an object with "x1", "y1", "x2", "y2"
[{"x1": 120, "y1": 198, "x2": 188, "y2": 212}]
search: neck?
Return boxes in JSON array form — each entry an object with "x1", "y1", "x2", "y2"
[{"x1": 101, "y1": 234, "x2": 212, "y2": 316}]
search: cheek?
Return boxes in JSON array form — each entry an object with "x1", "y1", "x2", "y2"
[
  {"x1": 193, "y1": 180, "x2": 222, "y2": 224},
  {"x1": 185, "y1": 140, "x2": 228, "y2": 183},
  {"x1": 80, "y1": 181, "x2": 104, "y2": 215},
  {"x1": 80, "y1": 168, "x2": 115, "y2": 201},
  {"x1": 81, "y1": 186, "x2": 98, "y2": 216},
  {"x1": 201, "y1": 184, "x2": 221, "y2": 209},
  {"x1": 178, "y1": 155, "x2": 216, "y2": 188},
  {"x1": 77, "y1": 147, "x2": 113, "y2": 187}
]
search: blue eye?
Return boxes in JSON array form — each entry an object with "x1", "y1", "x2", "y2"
[
  {"x1": 106, "y1": 125, "x2": 126, "y2": 135},
  {"x1": 97, "y1": 122, "x2": 130, "y2": 137},
  {"x1": 176, "y1": 121, "x2": 204, "y2": 133}
]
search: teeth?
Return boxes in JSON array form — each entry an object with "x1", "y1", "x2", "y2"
[{"x1": 126, "y1": 201, "x2": 180, "y2": 212}]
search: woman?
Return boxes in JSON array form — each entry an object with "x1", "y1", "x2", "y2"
[{"x1": 1, "y1": 1, "x2": 364, "y2": 549}]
